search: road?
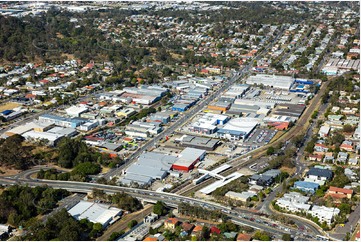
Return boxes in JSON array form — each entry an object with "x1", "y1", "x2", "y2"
[{"x1": 0, "y1": 176, "x2": 320, "y2": 240}]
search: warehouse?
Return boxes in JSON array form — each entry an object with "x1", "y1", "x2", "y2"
[
  {"x1": 272, "y1": 103, "x2": 305, "y2": 118},
  {"x1": 227, "y1": 104, "x2": 260, "y2": 116},
  {"x1": 22, "y1": 130, "x2": 64, "y2": 146},
  {"x1": 39, "y1": 114, "x2": 87, "y2": 128},
  {"x1": 125, "y1": 121, "x2": 163, "y2": 138},
  {"x1": 68, "y1": 201, "x2": 122, "y2": 228},
  {"x1": 121, "y1": 152, "x2": 178, "y2": 186},
  {"x1": 245, "y1": 74, "x2": 294, "y2": 90},
  {"x1": 47, "y1": 127, "x2": 78, "y2": 137},
  {"x1": 65, "y1": 106, "x2": 89, "y2": 117},
  {"x1": 178, "y1": 135, "x2": 220, "y2": 151},
  {"x1": 172, "y1": 147, "x2": 206, "y2": 172},
  {"x1": 189, "y1": 113, "x2": 229, "y2": 135},
  {"x1": 216, "y1": 118, "x2": 259, "y2": 141},
  {"x1": 5, "y1": 121, "x2": 54, "y2": 136},
  {"x1": 223, "y1": 84, "x2": 250, "y2": 99}
]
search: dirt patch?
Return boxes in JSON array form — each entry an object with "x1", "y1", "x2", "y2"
[
  {"x1": 61, "y1": 53, "x2": 75, "y2": 60},
  {"x1": 0, "y1": 166, "x2": 21, "y2": 176},
  {"x1": 0, "y1": 102, "x2": 21, "y2": 112},
  {"x1": 270, "y1": 131, "x2": 285, "y2": 143},
  {"x1": 280, "y1": 166, "x2": 296, "y2": 175}
]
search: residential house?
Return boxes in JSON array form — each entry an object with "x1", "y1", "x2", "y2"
[
  {"x1": 210, "y1": 226, "x2": 221, "y2": 235},
  {"x1": 319, "y1": 126, "x2": 330, "y2": 137},
  {"x1": 323, "y1": 152, "x2": 335, "y2": 163},
  {"x1": 309, "y1": 154, "x2": 323, "y2": 162},
  {"x1": 224, "y1": 232, "x2": 238, "y2": 240},
  {"x1": 326, "y1": 186, "x2": 353, "y2": 199},
  {"x1": 337, "y1": 152, "x2": 348, "y2": 163},
  {"x1": 340, "y1": 141, "x2": 354, "y2": 152},
  {"x1": 308, "y1": 205, "x2": 340, "y2": 225},
  {"x1": 237, "y1": 233, "x2": 252, "y2": 241},
  {"x1": 305, "y1": 167, "x2": 333, "y2": 185},
  {"x1": 314, "y1": 143, "x2": 329, "y2": 154},
  {"x1": 181, "y1": 222, "x2": 194, "y2": 235},
  {"x1": 293, "y1": 181, "x2": 320, "y2": 194},
  {"x1": 164, "y1": 218, "x2": 180, "y2": 230},
  {"x1": 191, "y1": 225, "x2": 203, "y2": 237}
]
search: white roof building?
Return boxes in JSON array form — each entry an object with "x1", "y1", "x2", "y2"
[
  {"x1": 245, "y1": 74, "x2": 294, "y2": 90},
  {"x1": 65, "y1": 106, "x2": 89, "y2": 117},
  {"x1": 308, "y1": 205, "x2": 340, "y2": 225},
  {"x1": 276, "y1": 192, "x2": 311, "y2": 213},
  {"x1": 68, "y1": 201, "x2": 122, "y2": 227}
]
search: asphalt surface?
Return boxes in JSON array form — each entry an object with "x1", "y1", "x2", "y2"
[{"x1": 0, "y1": 176, "x2": 320, "y2": 240}]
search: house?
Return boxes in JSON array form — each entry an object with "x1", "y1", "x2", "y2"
[
  {"x1": 337, "y1": 152, "x2": 348, "y2": 163},
  {"x1": 306, "y1": 167, "x2": 333, "y2": 184},
  {"x1": 237, "y1": 233, "x2": 252, "y2": 241},
  {"x1": 308, "y1": 205, "x2": 340, "y2": 225},
  {"x1": 314, "y1": 143, "x2": 329, "y2": 153},
  {"x1": 323, "y1": 152, "x2": 334, "y2": 163},
  {"x1": 181, "y1": 222, "x2": 194, "y2": 234},
  {"x1": 164, "y1": 218, "x2": 179, "y2": 230},
  {"x1": 309, "y1": 154, "x2": 323, "y2": 162},
  {"x1": 340, "y1": 141, "x2": 354, "y2": 152},
  {"x1": 192, "y1": 225, "x2": 203, "y2": 237},
  {"x1": 210, "y1": 226, "x2": 221, "y2": 235},
  {"x1": 224, "y1": 232, "x2": 238, "y2": 240},
  {"x1": 326, "y1": 186, "x2": 353, "y2": 199},
  {"x1": 319, "y1": 126, "x2": 330, "y2": 137},
  {"x1": 294, "y1": 181, "x2": 320, "y2": 194}
]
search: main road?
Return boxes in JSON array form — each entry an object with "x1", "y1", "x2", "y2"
[{"x1": 0, "y1": 176, "x2": 321, "y2": 240}]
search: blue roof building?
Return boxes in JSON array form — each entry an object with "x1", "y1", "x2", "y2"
[{"x1": 294, "y1": 181, "x2": 320, "y2": 194}]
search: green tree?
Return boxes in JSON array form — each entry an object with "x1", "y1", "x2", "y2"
[
  {"x1": 282, "y1": 234, "x2": 293, "y2": 241},
  {"x1": 128, "y1": 220, "x2": 138, "y2": 229},
  {"x1": 153, "y1": 201, "x2": 167, "y2": 216},
  {"x1": 267, "y1": 146, "x2": 275, "y2": 155}
]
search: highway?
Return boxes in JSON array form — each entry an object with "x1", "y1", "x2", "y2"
[{"x1": 0, "y1": 176, "x2": 319, "y2": 240}]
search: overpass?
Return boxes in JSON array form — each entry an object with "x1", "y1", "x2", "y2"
[
  {"x1": 0, "y1": 177, "x2": 327, "y2": 241},
  {"x1": 198, "y1": 168, "x2": 227, "y2": 181}
]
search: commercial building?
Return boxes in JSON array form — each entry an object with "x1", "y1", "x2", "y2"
[
  {"x1": 177, "y1": 135, "x2": 220, "y2": 151},
  {"x1": 116, "y1": 108, "x2": 137, "y2": 118},
  {"x1": 223, "y1": 84, "x2": 250, "y2": 99},
  {"x1": 271, "y1": 103, "x2": 306, "y2": 119},
  {"x1": 172, "y1": 147, "x2": 206, "y2": 172},
  {"x1": 39, "y1": 114, "x2": 87, "y2": 128},
  {"x1": 189, "y1": 113, "x2": 229, "y2": 135},
  {"x1": 47, "y1": 127, "x2": 78, "y2": 137},
  {"x1": 121, "y1": 152, "x2": 177, "y2": 186},
  {"x1": 322, "y1": 58, "x2": 360, "y2": 75},
  {"x1": 225, "y1": 191, "x2": 256, "y2": 203},
  {"x1": 22, "y1": 130, "x2": 64, "y2": 146},
  {"x1": 125, "y1": 121, "x2": 163, "y2": 138},
  {"x1": 216, "y1": 118, "x2": 258, "y2": 141},
  {"x1": 245, "y1": 74, "x2": 294, "y2": 90},
  {"x1": 65, "y1": 106, "x2": 89, "y2": 117},
  {"x1": 78, "y1": 121, "x2": 99, "y2": 132},
  {"x1": 68, "y1": 201, "x2": 122, "y2": 228}
]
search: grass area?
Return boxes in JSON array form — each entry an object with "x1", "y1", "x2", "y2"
[
  {"x1": 0, "y1": 102, "x2": 21, "y2": 112},
  {"x1": 101, "y1": 166, "x2": 111, "y2": 174},
  {"x1": 270, "y1": 131, "x2": 285, "y2": 143}
]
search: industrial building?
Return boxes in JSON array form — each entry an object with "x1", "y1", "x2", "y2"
[
  {"x1": 147, "y1": 111, "x2": 178, "y2": 124},
  {"x1": 271, "y1": 103, "x2": 306, "y2": 119},
  {"x1": 245, "y1": 74, "x2": 294, "y2": 90},
  {"x1": 39, "y1": 114, "x2": 87, "y2": 128},
  {"x1": 172, "y1": 147, "x2": 206, "y2": 172},
  {"x1": 223, "y1": 84, "x2": 250, "y2": 99},
  {"x1": 216, "y1": 118, "x2": 259, "y2": 141},
  {"x1": 177, "y1": 135, "x2": 220, "y2": 151},
  {"x1": 65, "y1": 106, "x2": 89, "y2": 117},
  {"x1": 22, "y1": 130, "x2": 64, "y2": 146},
  {"x1": 125, "y1": 121, "x2": 163, "y2": 138},
  {"x1": 121, "y1": 152, "x2": 178, "y2": 186},
  {"x1": 189, "y1": 113, "x2": 229, "y2": 135},
  {"x1": 68, "y1": 201, "x2": 122, "y2": 228}
]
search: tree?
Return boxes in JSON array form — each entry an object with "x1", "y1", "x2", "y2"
[
  {"x1": 128, "y1": 220, "x2": 138, "y2": 229},
  {"x1": 253, "y1": 231, "x2": 271, "y2": 241},
  {"x1": 282, "y1": 234, "x2": 293, "y2": 241},
  {"x1": 153, "y1": 201, "x2": 167, "y2": 216},
  {"x1": 267, "y1": 146, "x2": 275, "y2": 155},
  {"x1": 343, "y1": 124, "x2": 354, "y2": 133},
  {"x1": 108, "y1": 231, "x2": 124, "y2": 241}
]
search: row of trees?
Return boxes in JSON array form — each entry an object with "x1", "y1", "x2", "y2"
[{"x1": 178, "y1": 203, "x2": 227, "y2": 222}]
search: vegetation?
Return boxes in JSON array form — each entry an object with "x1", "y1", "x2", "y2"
[
  {"x1": 153, "y1": 201, "x2": 168, "y2": 216},
  {"x1": 91, "y1": 190, "x2": 143, "y2": 213},
  {"x1": 108, "y1": 231, "x2": 125, "y2": 241},
  {"x1": 253, "y1": 230, "x2": 271, "y2": 241},
  {"x1": 127, "y1": 220, "x2": 138, "y2": 229},
  {"x1": 178, "y1": 203, "x2": 227, "y2": 222},
  {"x1": 22, "y1": 209, "x2": 95, "y2": 241},
  {"x1": 0, "y1": 185, "x2": 69, "y2": 227}
]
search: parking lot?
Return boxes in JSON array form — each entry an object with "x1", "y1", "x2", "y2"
[
  {"x1": 244, "y1": 128, "x2": 278, "y2": 146},
  {"x1": 248, "y1": 157, "x2": 271, "y2": 172}
]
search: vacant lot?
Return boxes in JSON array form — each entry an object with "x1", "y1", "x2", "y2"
[{"x1": 0, "y1": 102, "x2": 21, "y2": 112}]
